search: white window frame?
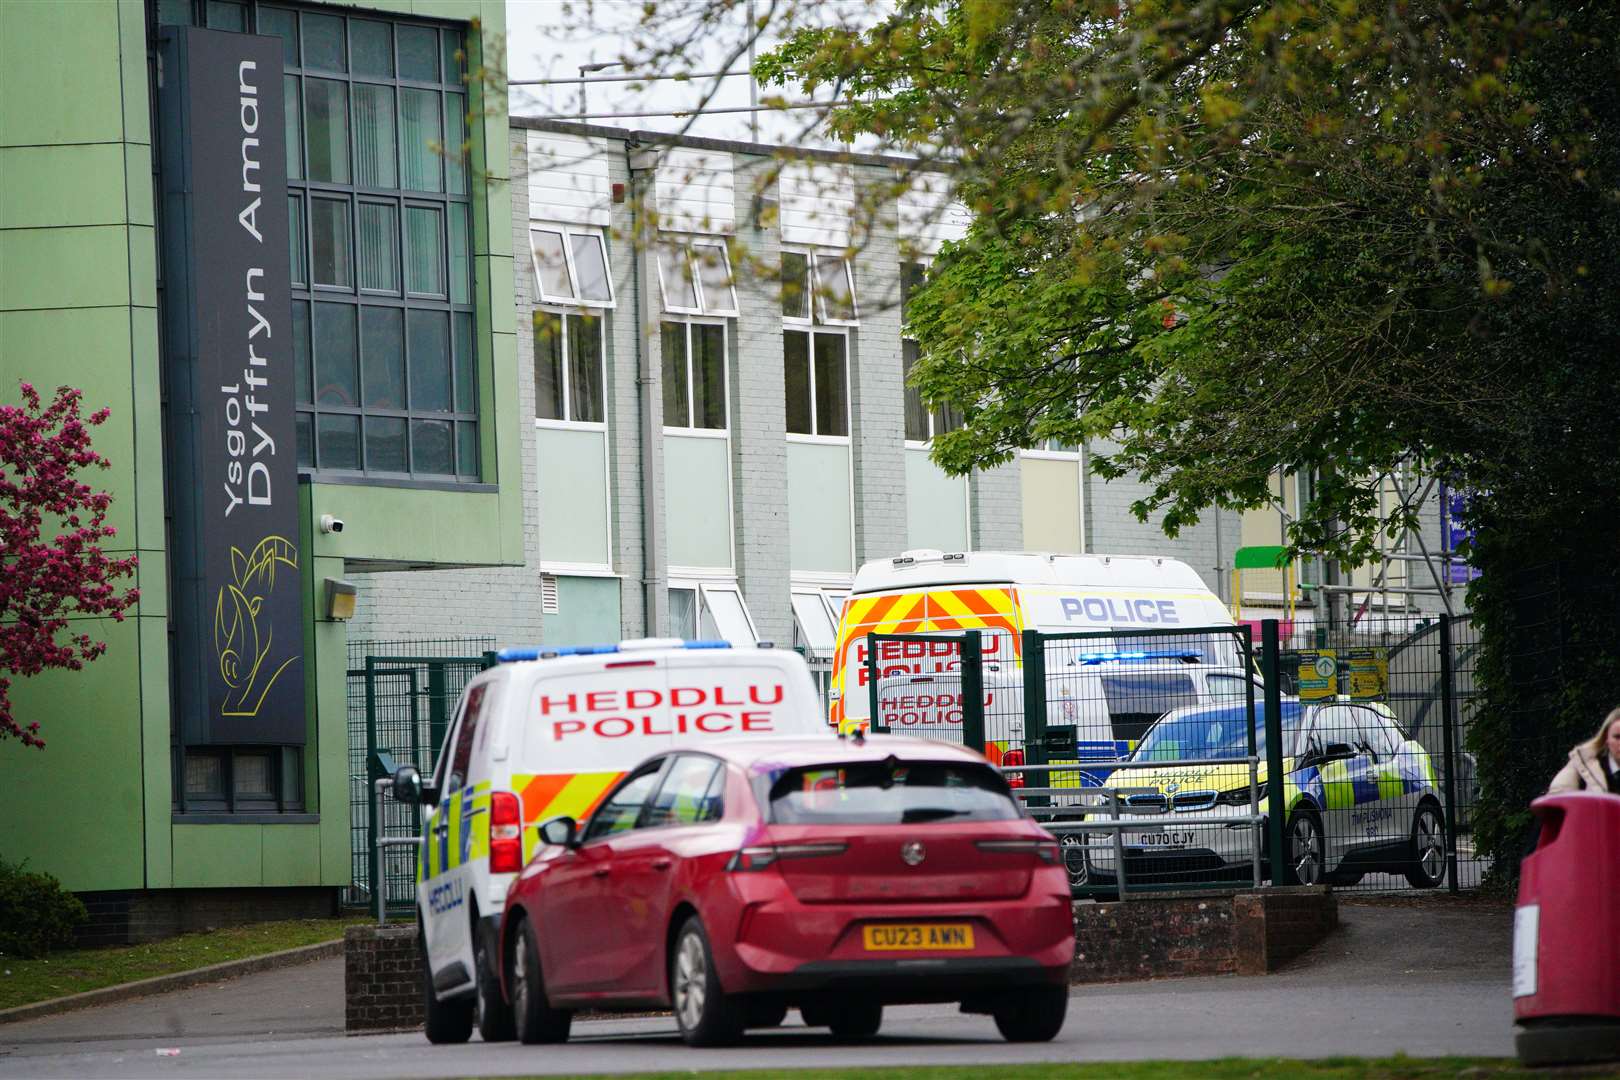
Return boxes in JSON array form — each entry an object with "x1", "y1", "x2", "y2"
[
  {"x1": 782, "y1": 247, "x2": 858, "y2": 327},
  {"x1": 661, "y1": 317, "x2": 730, "y2": 434},
  {"x1": 667, "y1": 577, "x2": 758, "y2": 644},
  {"x1": 529, "y1": 225, "x2": 616, "y2": 308},
  {"x1": 656, "y1": 237, "x2": 738, "y2": 316},
  {"x1": 533, "y1": 308, "x2": 608, "y2": 431},
  {"x1": 784, "y1": 327, "x2": 851, "y2": 444},
  {"x1": 1022, "y1": 437, "x2": 1082, "y2": 459},
  {"x1": 790, "y1": 587, "x2": 844, "y2": 660}
]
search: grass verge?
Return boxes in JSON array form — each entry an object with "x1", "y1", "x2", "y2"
[
  {"x1": 0, "y1": 916, "x2": 368, "y2": 1011},
  {"x1": 488, "y1": 1061, "x2": 1530, "y2": 1080}
]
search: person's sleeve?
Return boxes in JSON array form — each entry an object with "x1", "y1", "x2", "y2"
[{"x1": 1547, "y1": 760, "x2": 1582, "y2": 794}]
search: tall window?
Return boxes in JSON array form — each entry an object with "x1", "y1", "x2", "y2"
[
  {"x1": 900, "y1": 261, "x2": 961, "y2": 443},
  {"x1": 262, "y1": 5, "x2": 478, "y2": 480},
  {"x1": 783, "y1": 249, "x2": 855, "y2": 438},
  {"x1": 662, "y1": 322, "x2": 727, "y2": 430},
  {"x1": 530, "y1": 225, "x2": 611, "y2": 426}
]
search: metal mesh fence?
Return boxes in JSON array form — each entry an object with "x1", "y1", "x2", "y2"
[
  {"x1": 863, "y1": 615, "x2": 1481, "y2": 899},
  {"x1": 344, "y1": 637, "x2": 493, "y2": 912},
  {"x1": 1276, "y1": 612, "x2": 1482, "y2": 893}
]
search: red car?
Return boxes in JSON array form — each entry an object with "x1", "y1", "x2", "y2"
[{"x1": 499, "y1": 734, "x2": 1075, "y2": 1046}]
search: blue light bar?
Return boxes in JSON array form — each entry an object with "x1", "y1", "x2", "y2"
[
  {"x1": 1073, "y1": 649, "x2": 1203, "y2": 665},
  {"x1": 495, "y1": 639, "x2": 733, "y2": 663}
]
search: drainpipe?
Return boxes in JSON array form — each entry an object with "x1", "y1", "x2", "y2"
[{"x1": 627, "y1": 143, "x2": 668, "y2": 636}]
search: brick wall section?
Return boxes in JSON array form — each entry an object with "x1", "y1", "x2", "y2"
[
  {"x1": 972, "y1": 462, "x2": 1024, "y2": 551},
  {"x1": 848, "y1": 180, "x2": 909, "y2": 564},
  {"x1": 1069, "y1": 887, "x2": 1336, "y2": 983},
  {"x1": 728, "y1": 155, "x2": 793, "y2": 644},
  {"x1": 346, "y1": 131, "x2": 546, "y2": 646},
  {"x1": 608, "y1": 149, "x2": 649, "y2": 636},
  {"x1": 345, "y1": 924, "x2": 425, "y2": 1033},
  {"x1": 74, "y1": 887, "x2": 340, "y2": 947}
]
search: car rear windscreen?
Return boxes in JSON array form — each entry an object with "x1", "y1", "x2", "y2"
[{"x1": 765, "y1": 761, "x2": 1021, "y2": 825}]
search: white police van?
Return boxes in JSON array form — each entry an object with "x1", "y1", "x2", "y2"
[{"x1": 389, "y1": 638, "x2": 827, "y2": 1043}]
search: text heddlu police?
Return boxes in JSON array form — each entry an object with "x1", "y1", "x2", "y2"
[{"x1": 540, "y1": 683, "x2": 786, "y2": 740}]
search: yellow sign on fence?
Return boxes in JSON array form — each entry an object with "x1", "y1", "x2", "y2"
[
  {"x1": 1347, "y1": 647, "x2": 1390, "y2": 701},
  {"x1": 1298, "y1": 649, "x2": 1338, "y2": 701}
]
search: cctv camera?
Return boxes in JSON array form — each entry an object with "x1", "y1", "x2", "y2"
[{"x1": 319, "y1": 514, "x2": 345, "y2": 535}]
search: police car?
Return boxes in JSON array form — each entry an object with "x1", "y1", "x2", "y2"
[
  {"x1": 1069, "y1": 699, "x2": 1447, "y2": 890},
  {"x1": 388, "y1": 639, "x2": 830, "y2": 1043}
]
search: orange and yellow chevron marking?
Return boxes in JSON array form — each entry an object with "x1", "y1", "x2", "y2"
[
  {"x1": 829, "y1": 588, "x2": 1023, "y2": 730},
  {"x1": 514, "y1": 771, "x2": 625, "y2": 861}
]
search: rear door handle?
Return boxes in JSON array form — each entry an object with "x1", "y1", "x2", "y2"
[
  {"x1": 592, "y1": 866, "x2": 611, "y2": 878},
  {"x1": 651, "y1": 858, "x2": 673, "y2": 871}
]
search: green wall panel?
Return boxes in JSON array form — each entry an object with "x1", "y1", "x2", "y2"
[
  {"x1": 171, "y1": 826, "x2": 265, "y2": 887},
  {"x1": 0, "y1": 145, "x2": 128, "y2": 229},
  {"x1": 0, "y1": 307, "x2": 141, "y2": 544},
  {"x1": 0, "y1": 227, "x2": 133, "y2": 311},
  {"x1": 0, "y1": 619, "x2": 148, "y2": 891},
  {"x1": 545, "y1": 576, "x2": 622, "y2": 647},
  {"x1": 262, "y1": 825, "x2": 322, "y2": 886},
  {"x1": 0, "y1": 0, "x2": 124, "y2": 148},
  {"x1": 139, "y1": 614, "x2": 174, "y2": 889}
]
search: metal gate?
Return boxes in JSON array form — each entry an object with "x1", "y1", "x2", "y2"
[{"x1": 345, "y1": 639, "x2": 492, "y2": 914}]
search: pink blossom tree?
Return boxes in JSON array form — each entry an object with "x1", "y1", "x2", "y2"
[{"x1": 1, "y1": 383, "x2": 140, "y2": 749}]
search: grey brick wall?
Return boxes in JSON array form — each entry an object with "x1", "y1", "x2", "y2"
[
  {"x1": 729, "y1": 155, "x2": 793, "y2": 645},
  {"x1": 344, "y1": 924, "x2": 424, "y2": 1033},
  {"x1": 848, "y1": 178, "x2": 909, "y2": 564}
]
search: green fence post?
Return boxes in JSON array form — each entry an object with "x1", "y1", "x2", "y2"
[
  {"x1": 364, "y1": 656, "x2": 380, "y2": 919},
  {"x1": 961, "y1": 630, "x2": 985, "y2": 754},
  {"x1": 1438, "y1": 615, "x2": 1461, "y2": 894},
  {"x1": 1021, "y1": 629, "x2": 1048, "y2": 808},
  {"x1": 1261, "y1": 620, "x2": 1290, "y2": 886}
]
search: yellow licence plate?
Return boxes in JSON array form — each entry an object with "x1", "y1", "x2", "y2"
[{"x1": 862, "y1": 923, "x2": 975, "y2": 951}]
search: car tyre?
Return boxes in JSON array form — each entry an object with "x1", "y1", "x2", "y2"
[
  {"x1": 511, "y1": 919, "x2": 572, "y2": 1045},
  {"x1": 474, "y1": 922, "x2": 516, "y2": 1042},
  {"x1": 994, "y1": 985, "x2": 1068, "y2": 1043},
  {"x1": 826, "y1": 1001, "x2": 883, "y2": 1039},
  {"x1": 1404, "y1": 803, "x2": 1447, "y2": 889},
  {"x1": 421, "y1": 927, "x2": 474, "y2": 1045},
  {"x1": 671, "y1": 915, "x2": 746, "y2": 1047},
  {"x1": 1285, "y1": 808, "x2": 1325, "y2": 886}
]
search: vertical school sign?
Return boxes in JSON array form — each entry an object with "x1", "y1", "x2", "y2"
[{"x1": 160, "y1": 27, "x2": 303, "y2": 745}]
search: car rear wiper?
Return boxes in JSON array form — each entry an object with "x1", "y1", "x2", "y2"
[{"x1": 900, "y1": 806, "x2": 967, "y2": 823}]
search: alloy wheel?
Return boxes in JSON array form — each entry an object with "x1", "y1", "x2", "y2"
[
  {"x1": 675, "y1": 931, "x2": 707, "y2": 1031},
  {"x1": 1290, "y1": 815, "x2": 1322, "y2": 885},
  {"x1": 1417, "y1": 809, "x2": 1445, "y2": 880},
  {"x1": 512, "y1": 930, "x2": 529, "y2": 1020}
]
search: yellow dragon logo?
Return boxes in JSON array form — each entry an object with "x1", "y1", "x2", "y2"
[{"x1": 214, "y1": 535, "x2": 300, "y2": 717}]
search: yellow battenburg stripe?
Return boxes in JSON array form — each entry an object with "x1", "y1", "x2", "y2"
[
  {"x1": 445, "y1": 792, "x2": 463, "y2": 870},
  {"x1": 1377, "y1": 770, "x2": 1405, "y2": 802},
  {"x1": 1321, "y1": 760, "x2": 1356, "y2": 810},
  {"x1": 467, "y1": 790, "x2": 491, "y2": 862}
]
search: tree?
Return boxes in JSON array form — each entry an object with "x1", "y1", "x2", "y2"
[
  {"x1": 745, "y1": 0, "x2": 1619, "y2": 880},
  {"x1": 0, "y1": 384, "x2": 140, "y2": 749}
]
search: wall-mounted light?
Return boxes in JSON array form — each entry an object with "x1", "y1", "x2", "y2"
[{"x1": 325, "y1": 578, "x2": 358, "y2": 621}]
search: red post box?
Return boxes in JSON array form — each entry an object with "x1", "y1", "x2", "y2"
[{"x1": 1513, "y1": 792, "x2": 1620, "y2": 1066}]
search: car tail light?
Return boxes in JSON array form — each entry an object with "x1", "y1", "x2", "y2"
[
  {"x1": 1003, "y1": 748, "x2": 1026, "y2": 789},
  {"x1": 726, "y1": 841, "x2": 847, "y2": 872},
  {"x1": 490, "y1": 791, "x2": 522, "y2": 874},
  {"x1": 975, "y1": 838, "x2": 1060, "y2": 864}
]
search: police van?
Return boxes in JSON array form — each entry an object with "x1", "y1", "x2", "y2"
[
  {"x1": 832, "y1": 551, "x2": 1246, "y2": 761},
  {"x1": 389, "y1": 638, "x2": 828, "y2": 1043}
]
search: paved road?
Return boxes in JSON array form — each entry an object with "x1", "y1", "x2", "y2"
[{"x1": 0, "y1": 901, "x2": 1514, "y2": 1079}]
